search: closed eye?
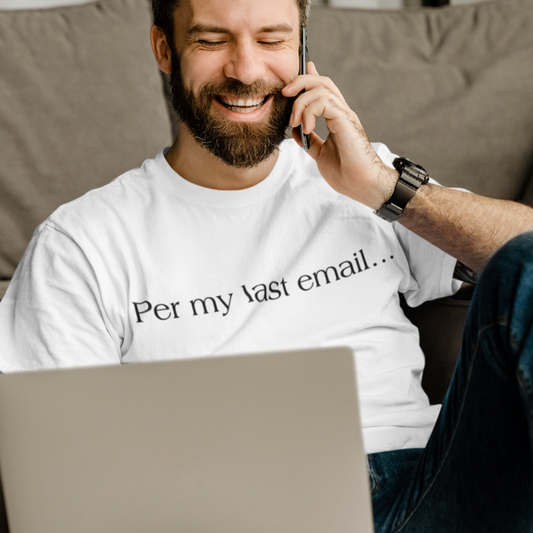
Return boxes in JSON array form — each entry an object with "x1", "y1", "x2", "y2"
[
  {"x1": 259, "y1": 41, "x2": 284, "y2": 47},
  {"x1": 198, "y1": 40, "x2": 227, "y2": 47}
]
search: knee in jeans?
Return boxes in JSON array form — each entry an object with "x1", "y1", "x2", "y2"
[{"x1": 484, "y1": 231, "x2": 533, "y2": 279}]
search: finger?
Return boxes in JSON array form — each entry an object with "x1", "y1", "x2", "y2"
[
  {"x1": 289, "y1": 88, "x2": 318, "y2": 128},
  {"x1": 282, "y1": 74, "x2": 318, "y2": 97},
  {"x1": 301, "y1": 102, "x2": 319, "y2": 134},
  {"x1": 282, "y1": 74, "x2": 339, "y2": 99},
  {"x1": 289, "y1": 86, "x2": 333, "y2": 127},
  {"x1": 285, "y1": 78, "x2": 345, "y2": 106},
  {"x1": 291, "y1": 89, "x2": 348, "y2": 131},
  {"x1": 307, "y1": 61, "x2": 319, "y2": 76}
]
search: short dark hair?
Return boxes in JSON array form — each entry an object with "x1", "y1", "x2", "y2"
[{"x1": 152, "y1": 0, "x2": 311, "y2": 48}]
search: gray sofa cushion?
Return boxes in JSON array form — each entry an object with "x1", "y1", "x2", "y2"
[
  {"x1": 308, "y1": 0, "x2": 533, "y2": 202},
  {"x1": 0, "y1": 0, "x2": 172, "y2": 283}
]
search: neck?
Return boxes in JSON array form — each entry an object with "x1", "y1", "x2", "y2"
[{"x1": 165, "y1": 126, "x2": 280, "y2": 191}]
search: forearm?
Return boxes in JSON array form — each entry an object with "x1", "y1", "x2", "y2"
[{"x1": 400, "y1": 183, "x2": 533, "y2": 273}]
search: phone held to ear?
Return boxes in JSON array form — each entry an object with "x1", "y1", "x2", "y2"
[{"x1": 299, "y1": 25, "x2": 310, "y2": 150}]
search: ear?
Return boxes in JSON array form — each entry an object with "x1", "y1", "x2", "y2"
[{"x1": 150, "y1": 25, "x2": 173, "y2": 75}]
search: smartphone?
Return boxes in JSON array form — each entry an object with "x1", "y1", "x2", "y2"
[{"x1": 299, "y1": 25, "x2": 310, "y2": 150}]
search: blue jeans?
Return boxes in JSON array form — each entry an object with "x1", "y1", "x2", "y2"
[{"x1": 370, "y1": 232, "x2": 533, "y2": 532}]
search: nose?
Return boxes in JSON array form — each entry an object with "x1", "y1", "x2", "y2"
[{"x1": 223, "y1": 41, "x2": 267, "y2": 86}]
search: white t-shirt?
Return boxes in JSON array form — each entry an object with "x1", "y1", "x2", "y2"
[{"x1": 0, "y1": 139, "x2": 460, "y2": 454}]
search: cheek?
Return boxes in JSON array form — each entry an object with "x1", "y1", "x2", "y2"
[
  {"x1": 268, "y1": 53, "x2": 299, "y2": 86},
  {"x1": 179, "y1": 53, "x2": 226, "y2": 92}
]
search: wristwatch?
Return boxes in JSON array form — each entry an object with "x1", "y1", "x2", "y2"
[{"x1": 374, "y1": 157, "x2": 430, "y2": 222}]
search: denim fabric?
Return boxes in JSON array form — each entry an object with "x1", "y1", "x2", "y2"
[{"x1": 369, "y1": 232, "x2": 533, "y2": 532}]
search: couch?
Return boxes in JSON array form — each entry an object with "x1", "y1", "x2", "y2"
[{"x1": 0, "y1": 0, "x2": 533, "y2": 529}]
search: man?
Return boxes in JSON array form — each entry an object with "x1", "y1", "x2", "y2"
[{"x1": 0, "y1": 0, "x2": 532, "y2": 530}]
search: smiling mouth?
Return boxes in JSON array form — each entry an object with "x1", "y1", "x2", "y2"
[{"x1": 217, "y1": 95, "x2": 269, "y2": 114}]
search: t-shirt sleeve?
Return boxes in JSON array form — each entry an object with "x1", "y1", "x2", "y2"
[
  {"x1": 0, "y1": 222, "x2": 122, "y2": 371},
  {"x1": 393, "y1": 222, "x2": 461, "y2": 307}
]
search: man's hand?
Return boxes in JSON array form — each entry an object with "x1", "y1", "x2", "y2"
[{"x1": 282, "y1": 61, "x2": 397, "y2": 211}]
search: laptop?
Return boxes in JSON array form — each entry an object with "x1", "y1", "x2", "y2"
[{"x1": 0, "y1": 347, "x2": 374, "y2": 533}]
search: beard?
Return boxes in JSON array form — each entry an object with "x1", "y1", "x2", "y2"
[{"x1": 169, "y1": 49, "x2": 293, "y2": 169}]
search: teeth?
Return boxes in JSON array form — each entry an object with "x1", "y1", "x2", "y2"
[
  {"x1": 227, "y1": 104, "x2": 261, "y2": 113},
  {"x1": 220, "y1": 96, "x2": 266, "y2": 108}
]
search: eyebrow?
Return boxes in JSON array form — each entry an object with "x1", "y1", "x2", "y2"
[{"x1": 187, "y1": 23, "x2": 294, "y2": 36}]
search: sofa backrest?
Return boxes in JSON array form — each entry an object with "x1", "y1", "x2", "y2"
[
  {"x1": 308, "y1": 0, "x2": 533, "y2": 201},
  {"x1": 0, "y1": 0, "x2": 172, "y2": 297}
]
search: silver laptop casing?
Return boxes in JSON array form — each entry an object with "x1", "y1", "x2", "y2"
[{"x1": 0, "y1": 347, "x2": 374, "y2": 533}]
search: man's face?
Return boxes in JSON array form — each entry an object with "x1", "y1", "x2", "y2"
[{"x1": 169, "y1": 0, "x2": 301, "y2": 168}]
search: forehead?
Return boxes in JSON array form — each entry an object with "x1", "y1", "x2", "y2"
[{"x1": 175, "y1": 0, "x2": 300, "y2": 35}]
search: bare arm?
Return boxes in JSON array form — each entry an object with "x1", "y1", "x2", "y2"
[{"x1": 400, "y1": 184, "x2": 533, "y2": 274}]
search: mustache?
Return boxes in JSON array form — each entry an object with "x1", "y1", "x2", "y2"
[{"x1": 198, "y1": 79, "x2": 287, "y2": 99}]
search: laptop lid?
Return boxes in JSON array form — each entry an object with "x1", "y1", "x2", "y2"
[{"x1": 0, "y1": 347, "x2": 374, "y2": 533}]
